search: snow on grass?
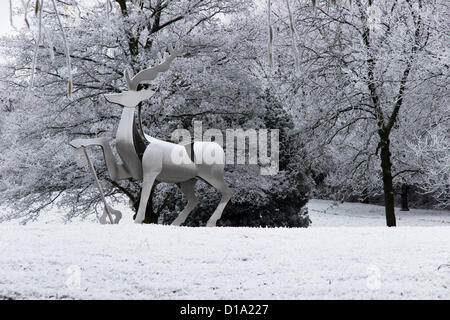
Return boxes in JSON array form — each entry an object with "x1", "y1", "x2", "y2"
[
  {"x1": 0, "y1": 200, "x2": 449, "y2": 300},
  {"x1": 308, "y1": 199, "x2": 450, "y2": 227}
]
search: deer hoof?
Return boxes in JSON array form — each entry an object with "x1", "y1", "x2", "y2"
[
  {"x1": 206, "y1": 220, "x2": 217, "y2": 227},
  {"x1": 134, "y1": 217, "x2": 144, "y2": 224}
]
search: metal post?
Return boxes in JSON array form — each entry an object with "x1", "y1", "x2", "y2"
[{"x1": 81, "y1": 147, "x2": 114, "y2": 224}]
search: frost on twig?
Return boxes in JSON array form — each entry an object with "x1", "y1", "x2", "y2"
[
  {"x1": 437, "y1": 264, "x2": 450, "y2": 271},
  {"x1": 106, "y1": 0, "x2": 112, "y2": 30},
  {"x1": 21, "y1": 0, "x2": 31, "y2": 29},
  {"x1": 51, "y1": 0, "x2": 73, "y2": 97},
  {"x1": 285, "y1": 0, "x2": 299, "y2": 72},
  {"x1": 9, "y1": 0, "x2": 14, "y2": 27},
  {"x1": 267, "y1": 0, "x2": 273, "y2": 69},
  {"x1": 30, "y1": 0, "x2": 43, "y2": 89},
  {"x1": 26, "y1": 0, "x2": 73, "y2": 97}
]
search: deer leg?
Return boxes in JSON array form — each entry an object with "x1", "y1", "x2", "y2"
[
  {"x1": 134, "y1": 150, "x2": 162, "y2": 224},
  {"x1": 70, "y1": 137, "x2": 130, "y2": 181},
  {"x1": 171, "y1": 179, "x2": 198, "y2": 226},
  {"x1": 199, "y1": 174, "x2": 232, "y2": 227},
  {"x1": 134, "y1": 172, "x2": 158, "y2": 224}
]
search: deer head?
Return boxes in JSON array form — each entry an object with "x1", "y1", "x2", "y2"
[
  {"x1": 104, "y1": 43, "x2": 183, "y2": 108},
  {"x1": 104, "y1": 89, "x2": 155, "y2": 108}
]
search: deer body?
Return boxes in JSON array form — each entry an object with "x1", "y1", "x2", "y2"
[{"x1": 70, "y1": 44, "x2": 231, "y2": 227}]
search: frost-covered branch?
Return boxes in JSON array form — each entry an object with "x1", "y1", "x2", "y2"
[
  {"x1": 51, "y1": 0, "x2": 72, "y2": 97},
  {"x1": 30, "y1": 0, "x2": 43, "y2": 89}
]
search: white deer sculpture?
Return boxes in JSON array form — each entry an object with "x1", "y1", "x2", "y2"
[{"x1": 70, "y1": 44, "x2": 231, "y2": 227}]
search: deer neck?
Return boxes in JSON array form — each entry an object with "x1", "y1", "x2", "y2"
[
  {"x1": 115, "y1": 107, "x2": 145, "y2": 180},
  {"x1": 117, "y1": 107, "x2": 135, "y2": 138}
]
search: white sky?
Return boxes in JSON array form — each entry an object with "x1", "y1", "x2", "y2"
[
  {"x1": 0, "y1": 0, "x2": 23, "y2": 36},
  {"x1": 0, "y1": 0, "x2": 265, "y2": 37},
  {"x1": 0, "y1": 1, "x2": 13, "y2": 36}
]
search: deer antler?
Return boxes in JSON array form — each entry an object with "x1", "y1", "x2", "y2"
[{"x1": 125, "y1": 43, "x2": 183, "y2": 91}]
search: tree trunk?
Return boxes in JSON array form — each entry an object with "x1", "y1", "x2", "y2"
[
  {"x1": 400, "y1": 183, "x2": 409, "y2": 211},
  {"x1": 379, "y1": 137, "x2": 397, "y2": 227}
]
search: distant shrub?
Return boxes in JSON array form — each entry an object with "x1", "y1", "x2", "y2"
[
  {"x1": 156, "y1": 89, "x2": 311, "y2": 228},
  {"x1": 159, "y1": 166, "x2": 310, "y2": 227}
]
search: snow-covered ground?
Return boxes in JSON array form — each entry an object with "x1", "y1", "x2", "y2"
[
  {"x1": 309, "y1": 199, "x2": 450, "y2": 227},
  {"x1": 0, "y1": 199, "x2": 449, "y2": 300}
]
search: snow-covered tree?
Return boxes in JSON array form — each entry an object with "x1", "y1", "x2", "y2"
[
  {"x1": 0, "y1": 0, "x2": 310, "y2": 227},
  {"x1": 265, "y1": 0, "x2": 448, "y2": 226},
  {"x1": 0, "y1": 0, "x2": 248, "y2": 222}
]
